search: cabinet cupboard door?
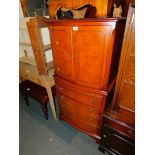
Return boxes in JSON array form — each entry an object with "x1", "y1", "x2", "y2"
[
  {"x1": 73, "y1": 26, "x2": 114, "y2": 89},
  {"x1": 49, "y1": 26, "x2": 74, "y2": 80}
]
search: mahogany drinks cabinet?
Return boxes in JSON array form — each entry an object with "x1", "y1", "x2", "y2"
[{"x1": 47, "y1": 18, "x2": 126, "y2": 141}]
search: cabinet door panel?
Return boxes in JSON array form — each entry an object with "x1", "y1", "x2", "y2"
[
  {"x1": 49, "y1": 26, "x2": 74, "y2": 80},
  {"x1": 73, "y1": 26, "x2": 113, "y2": 89}
]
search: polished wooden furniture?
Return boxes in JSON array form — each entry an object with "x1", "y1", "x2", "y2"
[
  {"x1": 47, "y1": 18, "x2": 125, "y2": 140},
  {"x1": 99, "y1": 5, "x2": 135, "y2": 154},
  {"x1": 99, "y1": 114, "x2": 135, "y2": 155},
  {"x1": 19, "y1": 17, "x2": 57, "y2": 120},
  {"x1": 20, "y1": 80, "x2": 56, "y2": 120},
  {"x1": 48, "y1": 0, "x2": 108, "y2": 18}
]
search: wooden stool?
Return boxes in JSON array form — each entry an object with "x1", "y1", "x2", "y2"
[{"x1": 19, "y1": 80, "x2": 56, "y2": 120}]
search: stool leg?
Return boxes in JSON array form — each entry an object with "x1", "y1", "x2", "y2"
[
  {"x1": 41, "y1": 103, "x2": 48, "y2": 120},
  {"x1": 22, "y1": 93, "x2": 30, "y2": 106},
  {"x1": 53, "y1": 95, "x2": 55, "y2": 104},
  {"x1": 52, "y1": 95, "x2": 57, "y2": 111}
]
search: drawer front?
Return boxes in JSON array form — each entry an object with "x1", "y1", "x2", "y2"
[
  {"x1": 57, "y1": 92, "x2": 102, "y2": 117},
  {"x1": 75, "y1": 118, "x2": 100, "y2": 134},
  {"x1": 57, "y1": 92, "x2": 102, "y2": 132},
  {"x1": 76, "y1": 100, "x2": 102, "y2": 117},
  {"x1": 104, "y1": 115, "x2": 135, "y2": 139},
  {"x1": 77, "y1": 114, "x2": 102, "y2": 127},
  {"x1": 60, "y1": 109, "x2": 100, "y2": 135},
  {"x1": 57, "y1": 93, "x2": 76, "y2": 116},
  {"x1": 100, "y1": 125, "x2": 135, "y2": 155},
  {"x1": 55, "y1": 78, "x2": 105, "y2": 108},
  {"x1": 60, "y1": 110, "x2": 75, "y2": 123}
]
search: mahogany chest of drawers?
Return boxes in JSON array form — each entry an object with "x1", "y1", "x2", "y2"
[{"x1": 47, "y1": 18, "x2": 125, "y2": 140}]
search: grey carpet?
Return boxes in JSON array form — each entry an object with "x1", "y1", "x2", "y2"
[{"x1": 19, "y1": 93, "x2": 109, "y2": 155}]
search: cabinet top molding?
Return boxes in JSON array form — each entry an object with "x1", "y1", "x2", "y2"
[
  {"x1": 34, "y1": 16, "x2": 126, "y2": 25},
  {"x1": 45, "y1": 17, "x2": 126, "y2": 23},
  {"x1": 36, "y1": 17, "x2": 126, "y2": 27}
]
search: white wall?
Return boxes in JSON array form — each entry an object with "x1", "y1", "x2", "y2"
[
  {"x1": 41, "y1": 27, "x2": 53, "y2": 62},
  {"x1": 19, "y1": 0, "x2": 24, "y2": 18}
]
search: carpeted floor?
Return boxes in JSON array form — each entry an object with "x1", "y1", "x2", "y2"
[{"x1": 19, "y1": 93, "x2": 109, "y2": 155}]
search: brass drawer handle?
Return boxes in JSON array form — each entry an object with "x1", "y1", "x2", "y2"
[
  {"x1": 89, "y1": 109, "x2": 93, "y2": 113},
  {"x1": 26, "y1": 70, "x2": 30, "y2": 73},
  {"x1": 57, "y1": 67, "x2": 60, "y2": 71},
  {"x1": 89, "y1": 99, "x2": 94, "y2": 104},
  {"x1": 60, "y1": 87, "x2": 63, "y2": 91},
  {"x1": 89, "y1": 118, "x2": 92, "y2": 121}
]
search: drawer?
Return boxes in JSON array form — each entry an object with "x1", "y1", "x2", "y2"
[
  {"x1": 75, "y1": 118, "x2": 100, "y2": 134},
  {"x1": 60, "y1": 110, "x2": 100, "y2": 135},
  {"x1": 100, "y1": 125, "x2": 135, "y2": 155},
  {"x1": 60, "y1": 110, "x2": 75, "y2": 123},
  {"x1": 103, "y1": 114, "x2": 135, "y2": 139},
  {"x1": 57, "y1": 93, "x2": 76, "y2": 116},
  {"x1": 57, "y1": 92, "x2": 102, "y2": 117},
  {"x1": 58, "y1": 92, "x2": 102, "y2": 128},
  {"x1": 76, "y1": 101, "x2": 102, "y2": 117},
  {"x1": 55, "y1": 77, "x2": 106, "y2": 108},
  {"x1": 77, "y1": 113, "x2": 102, "y2": 127}
]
